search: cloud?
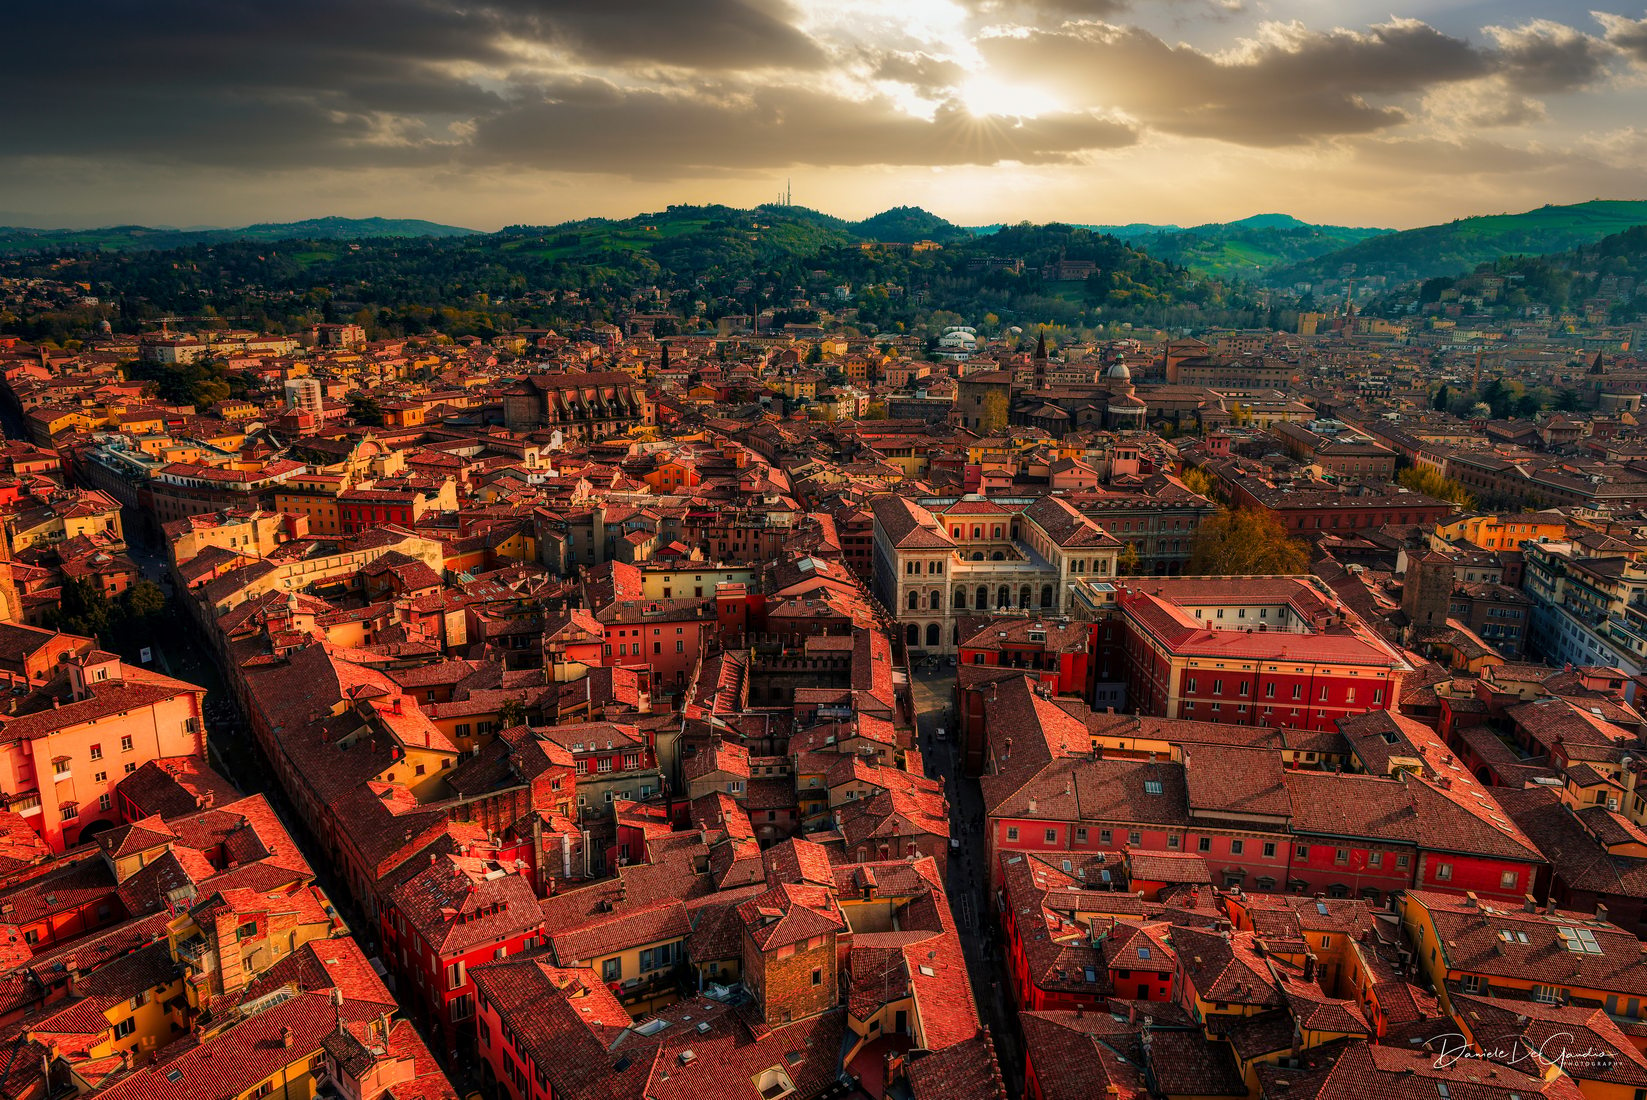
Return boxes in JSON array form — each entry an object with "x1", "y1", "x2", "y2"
[
  {"x1": 469, "y1": 80, "x2": 1138, "y2": 174},
  {"x1": 1596, "y1": 10, "x2": 1647, "y2": 63},
  {"x1": 1485, "y1": 19, "x2": 1612, "y2": 92},
  {"x1": 980, "y1": 18, "x2": 1489, "y2": 145},
  {"x1": 872, "y1": 52, "x2": 970, "y2": 93},
  {"x1": 1422, "y1": 82, "x2": 1548, "y2": 129}
]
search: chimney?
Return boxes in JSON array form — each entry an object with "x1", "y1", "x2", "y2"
[
  {"x1": 1523, "y1": 895, "x2": 1536, "y2": 913},
  {"x1": 281, "y1": 1026, "x2": 293, "y2": 1048},
  {"x1": 1463, "y1": 891, "x2": 1478, "y2": 909},
  {"x1": 1596, "y1": 903, "x2": 1609, "y2": 925}
]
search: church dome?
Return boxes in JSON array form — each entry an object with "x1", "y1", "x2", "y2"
[{"x1": 1106, "y1": 359, "x2": 1131, "y2": 381}]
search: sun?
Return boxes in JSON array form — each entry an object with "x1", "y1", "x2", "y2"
[{"x1": 957, "y1": 72, "x2": 1065, "y2": 119}]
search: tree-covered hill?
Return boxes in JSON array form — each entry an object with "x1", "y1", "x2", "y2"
[
  {"x1": 0, "y1": 216, "x2": 480, "y2": 254},
  {"x1": 0, "y1": 204, "x2": 1267, "y2": 345},
  {"x1": 1270, "y1": 199, "x2": 1647, "y2": 288}
]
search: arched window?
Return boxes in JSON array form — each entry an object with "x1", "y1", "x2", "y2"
[
  {"x1": 972, "y1": 525, "x2": 982, "y2": 538},
  {"x1": 1019, "y1": 585, "x2": 1032, "y2": 609},
  {"x1": 1040, "y1": 584, "x2": 1054, "y2": 608},
  {"x1": 954, "y1": 588, "x2": 967, "y2": 610},
  {"x1": 992, "y1": 551, "x2": 1005, "y2": 561},
  {"x1": 997, "y1": 585, "x2": 1010, "y2": 608},
  {"x1": 977, "y1": 585, "x2": 989, "y2": 608},
  {"x1": 906, "y1": 623, "x2": 919, "y2": 646},
  {"x1": 930, "y1": 589, "x2": 942, "y2": 611},
  {"x1": 926, "y1": 622, "x2": 941, "y2": 647},
  {"x1": 908, "y1": 590, "x2": 919, "y2": 610}
]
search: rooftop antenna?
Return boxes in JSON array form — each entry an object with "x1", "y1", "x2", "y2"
[{"x1": 786, "y1": 179, "x2": 792, "y2": 207}]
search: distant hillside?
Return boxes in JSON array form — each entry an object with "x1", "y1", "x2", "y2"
[
  {"x1": 0, "y1": 216, "x2": 481, "y2": 254},
  {"x1": 5, "y1": 201, "x2": 1265, "y2": 345},
  {"x1": 966, "y1": 214, "x2": 1387, "y2": 278},
  {"x1": 494, "y1": 204, "x2": 857, "y2": 275},
  {"x1": 850, "y1": 206, "x2": 971, "y2": 244},
  {"x1": 1095, "y1": 215, "x2": 1390, "y2": 280},
  {"x1": 1270, "y1": 199, "x2": 1647, "y2": 288},
  {"x1": 1369, "y1": 223, "x2": 1647, "y2": 324}
]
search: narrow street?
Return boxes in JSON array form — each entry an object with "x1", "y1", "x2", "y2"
[{"x1": 909, "y1": 664, "x2": 1023, "y2": 1099}]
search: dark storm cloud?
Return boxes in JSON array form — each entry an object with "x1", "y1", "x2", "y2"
[
  {"x1": 470, "y1": 81, "x2": 1138, "y2": 173},
  {"x1": 1487, "y1": 20, "x2": 1612, "y2": 91},
  {"x1": 980, "y1": 19, "x2": 1486, "y2": 145},
  {"x1": 0, "y1": 0, "x2": 831, "y2": 169},
  {"x1": 1597, "y1": 11, "x2": 1647, "y2": 63}
]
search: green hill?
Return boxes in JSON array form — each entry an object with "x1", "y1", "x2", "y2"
[
  {"x1": 850, "y1": 206, "x2": 971, "y2": 244},
  {"x1": 3, "y1": 203, "x2": 1265, "y2": 345},
  {"x1": 1090, "y1": 215, "x2": 1389, "y2": 280},
  {"x1": 1368, "y1": 223, "x2": 1647, "y2": 324},
  {"x1": 1270, "y1": 199, "x2": 1647, "y2": 288},
  {"x1": 0, "y1": 216, "x2": 480, "y2": 254}
]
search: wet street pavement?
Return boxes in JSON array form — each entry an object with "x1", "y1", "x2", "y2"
[{"x1": 909, "y1": 664, "x2": 1023, "y2": 1098}]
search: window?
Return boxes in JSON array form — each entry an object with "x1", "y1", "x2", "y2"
[
  {"x1": 1197, "y1": 837, "x2": 1212, "y2": 852},
  {"x1": 1262, "y1": 842, "x2": 1276, "y2": 858},
  {"x1": 113, "y1": 1018, "x2": 135, "y2": 1039},
  {"x1": 1006, "y1": 827, "x2": 1019, "y2": 841},
  {"x1": 676, "y1": 640, "x2": 684, "y2": 653},
  {"x1": 450, "y1": 994, "x2": 474, "y2": 1021},
  {"x1": 1368, "y1": 852, "x2": 1382, "y2": 868},
  {"x1": 1461, "y1": 974, "x2": 1486, "y2": 994},
  {"x1": 1265, "y1": 683, "x2": 1275, "y2": 698},
  {"x1": 1230, "y1": 840, "x2": 1244, "y2": 856},
  {"x1": 1396, "y1": 854, "x2": 1409, "y2": 869},
  {"x1": 124, "y1": 762, "x2": 136, "y2": 774},
  {"x1": 1128, "y1": 831, "x2": 1141, "y2": 847},
  {"x1": 1500, "y1": 870, "x2": 1518, "y2": 890},
  {"x1": 1292, "y1": 684, "x2": 1302, "y2": 700},
  {"x1": 1044, "y1": 828, "x2": 1058, "y2": 844},
  {"x1": 1335, "y1": 848, "x2": 1349, "y2": 865},
  {"x1": 446, "y1": 961, "x2": 466, "y2": 990},
  {"x1": 1558, "y1": 927, "x2": 1603, "y2": 954},
  {"x1": 1187, "y1": 678, "x2": 1198, "y2": 693},
  {"x1": 1099, "y1": 829, "x2": 1112, "y2": 845},
  {"x1": 1213, "y1": 679, "x2": 1223, "y2": 696},
  {"x1": 121, "y1": 735, "x2": 133, "y2": 752},
  {"x1": 1076, "y1": 827, "x2": 1088, "y2": 843},
  {"x1": 1532, "y1": 984, "x2": 1562, "y2": 1004},
  {"x1": 53, "y1": 758, "x2": 70, "y2": 778},
  {"x1": 603, "y1": 957, "x2": 621, "y2": 982},
  {"x1": 61, "y1": 803, "x2": 78, "y2": 820},
  {"x1": 1167, "y1": 835, "x2": 1180, "y2": 848},
  {"x1": 811, "y1": 968, "x2": 823, "y2": 986},
  {"x1": 1435, "y1": 862, "x2": 1453, "y2": 882},
  {"x1": 1143, "y1": 779, "x2": 1163, "y2": 795},
  {"x1": 89, "y1": 744, "x2": 102, "y2": 761},
  {"x1": 1296, "y1": 844, "x2": 1309, "y2": 859}
]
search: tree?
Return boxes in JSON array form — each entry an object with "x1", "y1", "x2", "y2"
[
  {"x1": 349, "y1": 394, "x2": 384, "y2": 426},
  {"x1": 1180, "y1": 466, "x2": 1217, "y2": 499},
  {"x1": 1187, "y1": 508, "x2": 1309, "y2": 576},
  {"x1": 1432, "y1": 384, "x2": 1451, "y2": 412},
  {"x1": 497, "y1": 696, "x2": 528, "y2": 730},
  {"x1": 1397, "y1": 466, "x2": 1475, "y2": 508},
  {"x1": 1117, "y1": 542, "x2": 1141, "y2": 576}
]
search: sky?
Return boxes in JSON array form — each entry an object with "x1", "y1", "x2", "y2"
[{"x1": 4, "y1": 0, "x2": 1647, "y2": 231}]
